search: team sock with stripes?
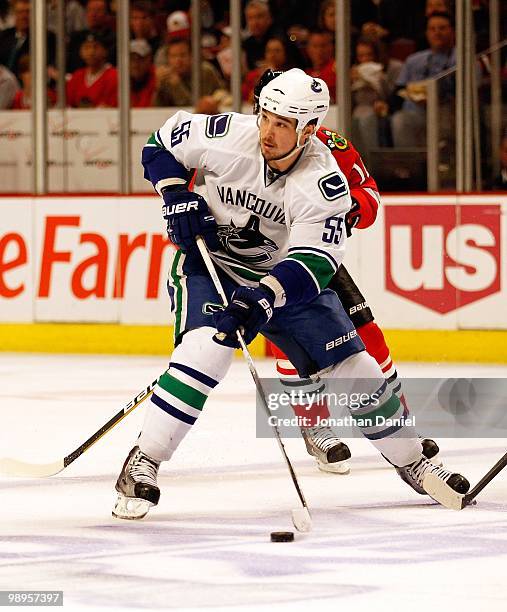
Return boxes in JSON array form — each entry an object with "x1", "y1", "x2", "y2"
[{"x1": 138, "y1": 327, "x2": 234, "y2": 461}]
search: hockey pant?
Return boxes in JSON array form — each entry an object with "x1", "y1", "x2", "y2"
[{"x1": 271, "y1": 265, "x2": 418, "y2": 466}]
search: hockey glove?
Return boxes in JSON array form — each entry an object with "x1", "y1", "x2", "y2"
[
  {"x1": 162, "y1": 189, "x2": 220, "y2": 252},
  {"x1": 213, "y1": 285, "x2": 275, "y2": 348},
  {"x1": 344, "y1": 198, "x2": 361, "y2": 237}
]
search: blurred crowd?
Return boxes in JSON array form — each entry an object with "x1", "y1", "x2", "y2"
[{"x1": 0, "y1": 0, "x2": 505, "y2": 188}]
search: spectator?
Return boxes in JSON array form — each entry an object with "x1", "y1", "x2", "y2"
[
  {"x1": 200, "y1": 0, "x2": 217, "y2": 30},
  {"x1": 305, "y1": 29, "x2": 336, "y2": 102},
  {"x1": 426, "y1": 0, "x2": 451, "y2": 16},
  {"x1": 130, "y1": 39, "x2": 156, "y2": 108},
  {"x1": 154, "y1": 10, "x2": 190, "y2": 67},
  {"x1": 243, "y1": 0, "x2": 282, "y2": 70},
  {"x1": 391, "y1": 11, "x2": 456, "y2": 148},
  {"x1": 360, "y1": 21, "x2": 390, "y2": 45},
  {"x1": 66, "y1": 33, "x2": 118, "y2": 108},
  {"x1": 489, "y1": 134, "x2": 507, "y2": 190},
  {"x1": 130, "y1": 1, "x2": 161, "y2": 57},
  {"x1": 201, "y1": 31, "x2": 219, "y2": 64},
  {"x1": 0, "y1": 0, "x2": 14, "y2": 31},
  {"x1": 242, "y1": 36, "x2": 296, "y2": 102},
  {"x1": 286, "y1": 24, "x2": 309, "y2": 52},
  {"x1": 11, "y1": 54, "x2": 56, "y2": 109},
  {"x1": 411, "y1": 0, "x2": 452, "y2": 50},
  {"x1": 0, "y1": 0, "x2": 56, "y2": 82},
  {"x1": 352, "y1": 1, "x2": 425, "y2": 45},
  {"x1": 215, "y1": 26, "x2": 248, "y2": 84},
  {"x1": 0, "y1": 64, "x2": 19, "y2": 108},
  {"x1": 350, "y1": 37, "x2": 401, "y2": 153},
  {"x1": 47, "y1": 0, "x2": 87, "y2": 36},
  {"x1": 154, "y1": 37, "x2": 226, "y2": 107},
  {"x1": 317, "y1": 0, "x2": 336, "y2": 37},
  {"x1": 352, "y1": 37, "x2": 402, "y2": 105},
  {"x1": 67, "y1": 0, "x2": 116, "y2": 73}
]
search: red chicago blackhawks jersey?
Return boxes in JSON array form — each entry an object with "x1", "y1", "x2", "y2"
[{"x1": 317, "y1": 127, "x2": 380, "y2": 229}]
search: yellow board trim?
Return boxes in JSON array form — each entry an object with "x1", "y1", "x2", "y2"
[
  {"x1": 383, "y1": 329, "x2": 507, "y2": 364},
  {"x1": 0, "y1": 325, "x2": 506, "y2": 362},
  {"x1": 0, "y1": 323, "x2": 267, "y2": 358}
]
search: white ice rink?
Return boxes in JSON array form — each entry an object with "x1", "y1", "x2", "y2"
[{"x1": 1, "y1": 354, "x2": 507, "y2": 612}]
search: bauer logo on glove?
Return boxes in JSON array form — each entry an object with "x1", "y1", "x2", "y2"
[
  {"x1": 213, "y1": 285, "x2": 275, "y2": 347},
  {"x1": 163, "y1": 200, "x2": 200, "y2": 216},
  {"x1": 162, "y1": 189, "x2": 220, "y2": 252}
]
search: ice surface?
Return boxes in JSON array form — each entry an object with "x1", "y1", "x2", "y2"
[{"x1": 1, "y1": 354, "x2": 506, "y2": 611}]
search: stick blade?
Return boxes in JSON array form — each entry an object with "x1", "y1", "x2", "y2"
[
  {"x1": 0, "y1": 457, "x2": 65, "y2": 478},
  {"x1": 423, "y1": 473, "x2": 466, "y2": 510},
  {"x1": 291, "y1": 507, "x2": 312, "y2": 532}
]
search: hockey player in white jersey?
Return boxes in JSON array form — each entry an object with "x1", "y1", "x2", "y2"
[{"x1": 113, "y1": 69, "x2": 469, "y2": 520}]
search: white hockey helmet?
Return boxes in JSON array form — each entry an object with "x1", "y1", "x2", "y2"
[{"x1": 257, "y1": 68, "x2": 329, "y2": 134}]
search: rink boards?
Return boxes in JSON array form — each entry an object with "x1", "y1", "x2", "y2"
[{"x1": 0, "y1": 194, "x2": 506, "y2": 359}]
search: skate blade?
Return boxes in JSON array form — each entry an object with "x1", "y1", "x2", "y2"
[
  {"x1": 112, "y1": 494, "x2": 154, "y2": 520},
  {"x1": 423, "y1": 473, "x2": 465, "y2": 510},
  {"x1": 317, "y1": 459, "x2": 350, "y2": 474}
]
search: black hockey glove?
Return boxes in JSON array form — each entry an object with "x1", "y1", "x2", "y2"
[
  {"x1": 162, "y1": 189, "x2": 220, "y2": 252},
  {"x1": 344, "y1": 198, "x2": 361, "y2": 237},
  {"x1": 213, "y1": 285, "x2": 275, "y2": 348}
]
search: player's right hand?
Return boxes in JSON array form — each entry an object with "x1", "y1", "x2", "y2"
[
  {"x1": 213, "y1": 285, "x2": 275, "y2": 348},
  {"x1": 344, "y1": 198, "x2": 361, "y2": 237},
  {"x1": 162, "y1": 190, "x2": 220, "y2": 252}
]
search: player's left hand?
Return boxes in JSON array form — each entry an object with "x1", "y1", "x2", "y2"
[
  {"x1": 345, "y1": 198, "x2": 361, "y2": 237},
  {"x1": 213, "y1": 285, "x2": 275, "y2": 347}
]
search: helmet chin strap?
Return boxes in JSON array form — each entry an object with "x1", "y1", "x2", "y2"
[{"x1": 265, "y1": 130, "x2": 309, "y2": 164}]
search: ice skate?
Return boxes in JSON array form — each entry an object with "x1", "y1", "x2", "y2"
[
  {"x1": 395, "y1": 454, "x2": 470, "y2": 503},
  {"x1": 301, "y1": 425, "x2": 351, "y2": 474},
  {"x1": 112, "y1": 446, "x2": 161, "y2": 520}
]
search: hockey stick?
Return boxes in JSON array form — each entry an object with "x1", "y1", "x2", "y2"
[
  {"x1": 0, "y1": 379, "x2": 158, "y2": 478},
  {"x1": 424, "y1": 449, "x2": 507, "y2": 510},
  {"x1": 196, "y1": 236, "x2": 312, "y2": 532}
]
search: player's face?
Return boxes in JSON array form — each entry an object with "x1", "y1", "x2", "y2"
[{"x1": 258, "y1": 109, "x2": 298, "y2": 163}]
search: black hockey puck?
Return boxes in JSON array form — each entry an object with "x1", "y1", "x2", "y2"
[{"x1": 270, "y1": 531, "x2": 294, "y2": 542}]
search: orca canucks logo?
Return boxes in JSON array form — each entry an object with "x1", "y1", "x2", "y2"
[
  {"x1": 311, "y1": 79, "x2": 322, "y2": 93},
  {"x1": 217, "y1": 214, "x2": 278, "y2": 264}
]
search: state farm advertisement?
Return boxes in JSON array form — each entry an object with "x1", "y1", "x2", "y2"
[
  {"x1": 0, "y1": 196, "x2": 175, "y2": 324},
  {"x1": 0, "y1": 195, "x2": 506, "y2": 328}
]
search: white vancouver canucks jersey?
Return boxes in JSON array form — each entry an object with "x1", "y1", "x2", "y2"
[{"x1": 156, "y1": 111, "x2": 352, "y2": 289}]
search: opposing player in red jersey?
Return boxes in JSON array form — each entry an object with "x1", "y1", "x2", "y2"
[{"x1": 254, "y1": 70, "x2": 439, "y2": 474}]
